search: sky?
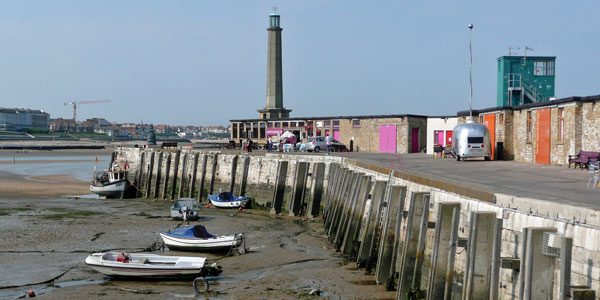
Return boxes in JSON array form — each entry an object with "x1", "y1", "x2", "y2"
[{"x1": 1, "y1": 1, "x2": 599, "y2": 126}]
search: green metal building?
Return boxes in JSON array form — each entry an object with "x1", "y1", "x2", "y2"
[{"x1": 497, "y1": 56, "x2": 556, "y2": 106}]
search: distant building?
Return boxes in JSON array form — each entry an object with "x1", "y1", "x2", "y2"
[
  {"x1": 497, "y1": 55, "x2": 556, "y2": 106},
  {"x1": 50, "y1": 118, "x2": 75, "y2": 132},
  {"x1": 0, "y1": 108, "x2": 49, "y2": 131},
  {"x1": 85, "y1": 118, "x2": 111, "y2": 128}
]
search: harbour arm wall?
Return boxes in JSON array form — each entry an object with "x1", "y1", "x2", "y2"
[{"x1": 113, "y1": 147, "x2": 599, "y2": 299}]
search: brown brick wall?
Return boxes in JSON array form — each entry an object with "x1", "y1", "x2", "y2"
[
  {"x1": 408, "y1": 117, "x2": 428, "y2": 153},
  {"x1": 549, "y1": 106, "x2": 578, "y2": 165},
  {"x1": 341, "y1": 117, "x2": 409, "y2": 153},
  {"x1": 503, "y1": 110, "x2": 515, "y2": 160},
  {"x1": 581, "y1": 102, "x2": 600, "y2": 152},
  {"x1": 510, "y1": 103, "x2": 586, "y2": 165},
  {"x1": 310, "y1": 117, "x2": 426, "y2": 153},
  {"x1": 512, "y1": 110, "x2": 535, "y2": 163}
]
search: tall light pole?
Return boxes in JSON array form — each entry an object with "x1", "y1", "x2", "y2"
[{"x1": 468, "y1": 24, "x2": 474, "y2": 120}]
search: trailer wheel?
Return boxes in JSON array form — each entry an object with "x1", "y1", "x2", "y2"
[
  {"x1": 456, "y1": 156, "x2": 461, "y2": 161},
  {"x1": 193, "y1": 277, "x2": 209, "y2": 293},
  {"x1": 485, "y1": 156, "x2": 491, "y2": 161}
]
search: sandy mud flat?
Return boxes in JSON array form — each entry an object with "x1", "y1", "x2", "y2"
[{"x1": 0, "y1": 150, "x2": 395, "y2": 299}]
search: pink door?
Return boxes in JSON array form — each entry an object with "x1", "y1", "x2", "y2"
[
  {"x1": 411, "y1": 128, "x2": 419, "y2": 153},
  {"x1": 379, "y1": 125, "x2": 397, "y2": 153},
  {"x1": 435, "y1": 131, "x2": 444, "y2": 146},
  {"x1": 325, "y1": 130, "x2": 330, "y2": 137},
  {"x1": 333, "y1": 130, "x2": 340, "y2": 141}
]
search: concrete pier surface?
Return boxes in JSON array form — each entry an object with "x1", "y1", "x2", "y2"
[{"x1": 345, "y1": 152, "x2": 598, "y2": 210}]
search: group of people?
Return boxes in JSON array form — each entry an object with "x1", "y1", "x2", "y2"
[
  {"x1": 241, "y1": 138, "x2": 253, "y2": 152},
  {"x1": 246, "y1": 133, "x2": 333, "y2": 154}
]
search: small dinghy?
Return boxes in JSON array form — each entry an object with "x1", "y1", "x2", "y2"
[
  {"x1": 85, "y1": 251, "x2": 221, "y2": 279},
  {"x1": 160, "y1": 225, "x2": 244, "y2": 252},
  {"x1": 208, "y1": 192, "x2": 249, "y2": 208},
  {"x1": 171, "y1": 198, "x2": 201, "y2": 221}
]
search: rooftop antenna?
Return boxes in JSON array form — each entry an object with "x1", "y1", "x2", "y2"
[
  {"x1": 524, "y1": 46, "x2": 534, "y2": 65},
  {"x1": 272, "y1": 6, "x2": 278, "y2": 14},
  {"x1": 509, "y1": 46, "x2": 520, "y2": 56},
  {"x1": 468, "y1": 24, "x2": 474, "y2": 121}
]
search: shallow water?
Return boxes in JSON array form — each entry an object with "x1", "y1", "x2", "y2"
[{"x1": 0, "y1": 155, "x2": 110, "y2": 181}]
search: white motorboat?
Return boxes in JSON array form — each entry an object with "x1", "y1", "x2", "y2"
[
  {"x1": 90, "y1": 164, "x2": 129, "y2": 199},
  {"x1": 208, "y1": 192, "x2": 249, "y2": 208},
  {"x1": 160, "y1": 225, "x2": 244, "y2": 252},
  {"x1": 85, "y1": 251, "x2": 221, "y2": 279}
]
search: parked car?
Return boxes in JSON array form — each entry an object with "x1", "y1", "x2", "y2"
[{"x1": 305, "y1": 136, "x2": 348, "y2": 152}]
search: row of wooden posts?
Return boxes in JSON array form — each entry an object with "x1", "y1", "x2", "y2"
[
  {"x1": 116, "y1": 151, "x2": 328, "y2": 219},
  {"x1": 115, "y1": 150, "x2": 217, "y2": 201},
  {"x1": 322, "y1": 164, "x2": 595, "y2": 300}
]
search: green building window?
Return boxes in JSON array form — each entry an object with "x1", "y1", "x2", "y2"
[{"x1": 534, "y1": 60, "x2": 555, "y2": 76}]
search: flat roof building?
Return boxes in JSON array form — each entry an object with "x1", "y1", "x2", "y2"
[{"x1": 0, "y1": 108, "x2": 50, "y2": 131}]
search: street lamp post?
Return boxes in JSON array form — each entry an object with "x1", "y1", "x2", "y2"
[{"x1": 468, "y1": 24, "x2": 474, "y2": 121}]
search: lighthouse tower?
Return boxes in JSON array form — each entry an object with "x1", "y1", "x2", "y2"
[{"x1": 258, "y1": 9, "x2": 291, "y2": 119}]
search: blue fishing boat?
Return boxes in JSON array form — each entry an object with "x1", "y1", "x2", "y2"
[{"x1": 207, "y1": 192, "x2": 249, "y2": 208}]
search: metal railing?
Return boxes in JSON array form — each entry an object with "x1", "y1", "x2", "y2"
[{"x1": 507, "y1": 73, "x2": 547, "y2": 103}]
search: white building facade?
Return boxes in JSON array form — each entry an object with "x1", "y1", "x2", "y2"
[{"x1": 426, "y1": 117, "x2": 458, "y2": 154}]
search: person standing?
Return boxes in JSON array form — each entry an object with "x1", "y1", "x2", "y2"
[
  {"x1": 326, "y1": 134, "x2": 332, "y2": 155},
  {"x1": 267, "y1": 137, "x2": 272, "y2": 152},
  {"x1": 247, "y1": 139, "x2": 253, "y2": 153}
]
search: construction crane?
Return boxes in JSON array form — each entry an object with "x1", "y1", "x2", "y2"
[{"x1": 63, "y1": 100, "x2": 111, "y2": 124}]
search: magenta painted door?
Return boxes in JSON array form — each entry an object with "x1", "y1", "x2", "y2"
[
  {"x1": 411, "y1": 128, "x2": 419, "y2": 153},
  {"x1": 325, "y1": 130, "x2": 330, "y2": 137},
  {"x1": 434, "y1": 131, "x2": 444, "y2": 146},
  {"x1": 379, "y1": 125, "x2": 397, "y2": 153},
  {"x1": 333, "y1": 130, "x2": 340, "y2": 141}
]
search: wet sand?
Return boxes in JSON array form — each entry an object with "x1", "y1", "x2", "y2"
[
  {"x1": 0, "y1": 150, "x2": 396, "y2": 299},
  {"x1": 0, "y1": 171, "x2": 90, "y2": 198}
]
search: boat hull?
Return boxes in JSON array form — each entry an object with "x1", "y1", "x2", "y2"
[
  {"x1": 209, "y1": 198, "x2": 249, "y2": 208},
  {"x1": 85, "y1": 252, "x2": 206, "y2": 279},
  {"x1": 160, "y1": 233, "x2": 243, "y2": 252},
  {"x1": 170, "y1": 209, "x2": 200, "y2": 221},
  {"x1": 90, "y1": 180, "x2": 127, "y2": 198}
]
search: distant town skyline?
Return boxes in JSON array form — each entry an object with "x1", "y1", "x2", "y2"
[{"x1": 1, "y1": 1, "x2": 599, "y2": 126}]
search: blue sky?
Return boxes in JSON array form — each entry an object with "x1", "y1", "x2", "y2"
[{"x1": 0, "y1": 1, "x2": 598, "y2": 125}]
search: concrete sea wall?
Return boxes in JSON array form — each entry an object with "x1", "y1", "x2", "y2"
[{"x1": 113, "y1": 147, "x2": 599, "y2": 299}]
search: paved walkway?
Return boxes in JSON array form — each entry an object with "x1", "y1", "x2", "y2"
[{"x1": 340, "y1": 152, "x2": 600, "y2": 211}]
